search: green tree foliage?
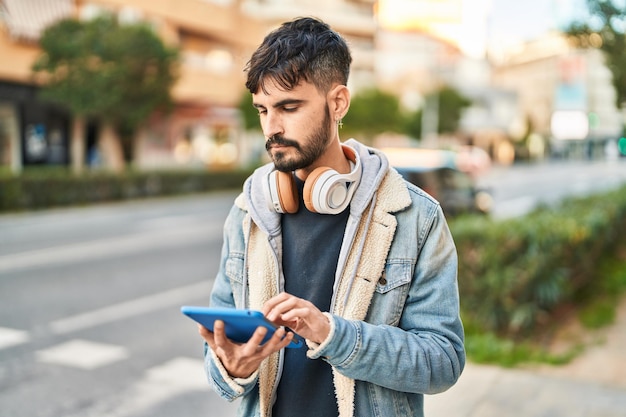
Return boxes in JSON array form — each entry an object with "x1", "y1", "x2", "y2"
[
  {"x1": 238, "y1": 91, "x2": 261, "y2": 131},
  {"x1": 565, "y1": 0, "x2": 626, "y2": 108},
  {"x1": 404, "y1": 86, "x2": 472, "y2": 139},
  {"x1": 404, "y1": 106, "x2": 423, "y2": 141},
  {"x1": 32, "y1": 15, "x2": 179, "y2": 164},
  {"x1": 437, "y1": 86, "x2": 472, "y2": 133},
  {"x1": 342, "y1": 88, "x2": 403, "y2": 142}
]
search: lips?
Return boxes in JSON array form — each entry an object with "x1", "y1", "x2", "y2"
[
  {"x1": 266, "y1": 135, "x2": 299, "y2": 152},
  {"x1": 267, "y1": 142, "x2": 292, "y2": 153}
]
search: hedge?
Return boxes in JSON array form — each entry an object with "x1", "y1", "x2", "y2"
[
  {"x1": 0, "y1": 168, "x2": 253, "y2": 212},
  {"x1": 451, "y1": 184, "x2": 626, "y2": 338}
]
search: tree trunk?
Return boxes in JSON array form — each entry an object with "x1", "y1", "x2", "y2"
[
  {"x1": 70, "y1": 117, "x2": 85, "y2": 174},
  {"x1": 98, "y1": 123, "x2": 125, "y2": 172}
]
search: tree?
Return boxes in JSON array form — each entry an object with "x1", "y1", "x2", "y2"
[
  {"x1": 32, "y1": 15, "x2": 179, "y2": 169},
  {"x1": 564, "y1": 0, "x2": 626, "y2": 108},
  {"x1": 342, "y1": 88, "x2": 404, "y2": 143},
  {"x1": 404, "y1": 86, "x2": 472, "y2": 140},
  {"x1": 238, "y1": 91, "x2": 261, "y2": 131}
]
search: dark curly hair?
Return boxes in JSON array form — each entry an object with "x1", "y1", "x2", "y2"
[{"x1": 245, "y1": 17, "x2": 352, "y2": 94}]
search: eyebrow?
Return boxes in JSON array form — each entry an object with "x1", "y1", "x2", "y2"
[{"x1": 253, "y1": 98, "x2": 306, "y2": 109}]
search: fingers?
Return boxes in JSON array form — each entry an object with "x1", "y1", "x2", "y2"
[
  {"x1": 203, "y1": 320, "x2": 293, "y2": 379},
  {"x1": 262, "y1": 293, "x2": 330, "y2": 343},
  {"x1": 198, "y1": 320, "x2": 292, "y2": 350},
  {"x1": 198, "y1": 323, "x2": 215, "y2": 349},
  {"x1": 263, "y1": 293, "x2": 306, "y2": 322}
]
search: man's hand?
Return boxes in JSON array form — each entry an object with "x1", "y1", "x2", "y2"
[
  {"x1": 262, "y1": 293, "x2": 331, "y2": 344},
  {"x1": 198, "y1": 319, "x2": 293, "y2": 378}
]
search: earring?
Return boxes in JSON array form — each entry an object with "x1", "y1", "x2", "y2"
[{"x1": 337, "y1": 119, "x2": 343, "y2": 129}]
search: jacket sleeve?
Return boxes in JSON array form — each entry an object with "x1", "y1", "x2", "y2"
[
  {"x1": 308, "y1": 203, "x2": 465, "y2": 394},
  {"x1": 203, "y1": 203, "x2": 259, "y2": 400}
]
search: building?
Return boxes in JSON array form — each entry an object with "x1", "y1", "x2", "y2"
[
  {"x1": 0, "y1": 0, "x2": 268, "y2": 173},
  {"x1": 0, "y1": 0, "x2": 380, "y2": 173},
  {"x1": 491, "y1": 33, "x2": 623, "y2": 159}
]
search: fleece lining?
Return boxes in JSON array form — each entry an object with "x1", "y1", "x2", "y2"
[{"x1": 245, "y1": 166, "x2": 411, "y2": 417}]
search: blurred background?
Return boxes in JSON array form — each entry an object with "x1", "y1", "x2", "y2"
[
  {"x1": 1, "y1": 1, "x2": 626, "y2": 416},
  {"x1": 1, "y1": 0, "x2": 625, "y2": 173}
]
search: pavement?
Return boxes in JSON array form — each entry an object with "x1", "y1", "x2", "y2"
[{"x1": 425, "y1": 298, "x2": 626, "y2": 417}]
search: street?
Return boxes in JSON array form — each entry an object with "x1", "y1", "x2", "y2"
[
  {"x1": 0, "y1": 191, "x2": 242, "y2": 417},
  {"x1": 478, "y1": 158, "x2": 626, "y2": 219},
  {"x1": 1, "y1": 159, "x2": 626, "y2": 417}
]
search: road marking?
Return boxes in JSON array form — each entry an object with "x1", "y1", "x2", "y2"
[
  {"x1": 36, "y1": 339, "x2": 129, "y2": 370},
  {"x1": 0, "y1": 326, "x2": 30, "y2": 349},
  {"x1": 106, "y1": 357, "x2": 207, "y2": 417},
  {"x1": 136, "y1": 215, "x2": 210, "y2": 231},
  {"x1": 62, "y1": 357, "x2": 208, "y2": 417},
  {"x1": 144, "y1": 357, "x2": 207, "y2": 390},
  {"x1": 49, "y1": 281, "x2": 210, "y2": 335},
  {"x1": 0, "y1": 222, "x2": 222, "y2": 273}
]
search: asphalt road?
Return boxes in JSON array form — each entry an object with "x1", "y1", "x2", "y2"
[
  {"x1": 0, "y1": 191, "x2": 242, "y2": 417},
  {"x1": 1, "y1": 158, "x2": 625, "y2": 417},
  {"x1": 479, "y1": 158, "x2": 626, "y2": 219}
]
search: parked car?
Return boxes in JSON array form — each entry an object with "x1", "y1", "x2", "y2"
[{"x1": 382, "y1": 148, "x2": 493, "y2": 217}]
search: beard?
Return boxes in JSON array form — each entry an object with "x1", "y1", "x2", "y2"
[{"x1": 265, "y1": 106, "x2": 332, "y2": 172}]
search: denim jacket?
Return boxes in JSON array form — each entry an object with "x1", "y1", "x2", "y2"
[{"x1": 205, "y1": 139, "x2": 465, "y2": 417}]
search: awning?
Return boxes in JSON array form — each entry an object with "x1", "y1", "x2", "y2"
[{"x1": 1, "y1": 0, "x2": 73, "y2": 42}]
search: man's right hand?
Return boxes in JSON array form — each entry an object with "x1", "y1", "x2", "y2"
[{"x1": 198, "y1": 320, "x2": 294, "y2": 378}]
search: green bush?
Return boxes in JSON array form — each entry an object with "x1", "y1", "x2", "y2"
[
  {"x1": 0, "y1": 168, "x2": 253, "y2": 212},
  {"x1": 451, "y1": 184, "x2": 626, "y2": 338}
]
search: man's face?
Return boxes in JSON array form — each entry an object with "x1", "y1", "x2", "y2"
[{"x1": 253, "y1": 80, "x2": 333, "y2": 172}]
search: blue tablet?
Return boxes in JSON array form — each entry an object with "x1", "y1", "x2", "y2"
[{"x1": 181, "y1": 306, "x2": 303, "y2": 348}]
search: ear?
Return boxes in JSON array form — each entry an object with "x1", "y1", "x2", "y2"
[{"x1": 328, "y1": 84, "x2": 350, "y2": 121}]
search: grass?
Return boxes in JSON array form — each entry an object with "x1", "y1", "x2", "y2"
[{"x1": 463, "y1": 329, "x2": 583, "y2": 368}]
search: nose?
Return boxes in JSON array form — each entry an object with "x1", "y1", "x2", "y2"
[{"x1": 262, "y1": 111, "x2": 283, "y2": 139}]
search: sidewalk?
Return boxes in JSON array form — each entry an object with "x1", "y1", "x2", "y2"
[{"x1": 425, "y1": 298, "x2": 626, "y2": 417}]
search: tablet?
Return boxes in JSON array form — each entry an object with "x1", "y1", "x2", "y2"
[{"x1": 181, "y1": 306, "x2": 303, "y2": 348}]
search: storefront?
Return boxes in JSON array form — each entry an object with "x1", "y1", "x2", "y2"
[{"x1": 0, "y1": 81, "x2": 70, "y2": 173}]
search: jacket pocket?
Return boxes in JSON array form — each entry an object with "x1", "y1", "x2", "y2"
[
  {"x1": 225, "y1": 253, "x2": 245, "y2": 284},
  {"x1": 375, "y1": 261, "x2": 412, "y2": 293},
  {"x1": 224, "y1": 253, "x2": 245, "y2": 307},
  {"x1": 367, "y1": 260, "x2": 413, "y2": 326}
]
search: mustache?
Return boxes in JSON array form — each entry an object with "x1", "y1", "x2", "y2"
[{"x1": 265, "y1": 135, "x2": 300, "y2": 151}]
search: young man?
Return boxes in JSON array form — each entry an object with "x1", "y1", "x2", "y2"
[{"x1": 198, "y1": 17, "x2": 465, "y2": 417}]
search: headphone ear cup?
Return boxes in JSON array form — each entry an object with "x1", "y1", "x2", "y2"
[
  {"x1": 275, "y1": 171, "x2": 299, "y2": 214},
  {"x1": 303, "y1": 167, "x2": 333, "y2": 213}
]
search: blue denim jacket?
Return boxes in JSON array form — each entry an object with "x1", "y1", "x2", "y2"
[{"x1": 206, "y1": 140, "x2": 465, "y2": 417}]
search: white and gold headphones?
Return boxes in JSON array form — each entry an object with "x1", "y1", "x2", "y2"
[{"x1": 263, "y1": 144, "x2": 361, "y2": 214}]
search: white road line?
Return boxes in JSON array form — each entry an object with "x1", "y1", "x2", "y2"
[
  {"x1": 0, "y1": 326, "x2": 30, "y2": 349},
  {"x1": 63, "y1": 357, "x2": 208, "y2": 417},
  {"x1": 49, "y1": 281, "x2": 210, "y2": 335},
  {"x1": 144, "y1": 357, "x2": 207, "y2": 390},
  {"x1": 36, "y1": 339, "x2": 129, "y2": 370},
  {"x1": 0, "y1": 222, "x2": 221, "y2": 273},
  {"x1": 107, "y1": 357, "x2": 207, "y2": 417}
]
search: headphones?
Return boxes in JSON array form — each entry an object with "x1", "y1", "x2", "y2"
[{"x1": 263, "y1": 145, "x2": 361, "y2": 215}]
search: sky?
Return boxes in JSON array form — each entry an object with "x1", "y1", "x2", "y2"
[
  {"x1": 488, "y1": 0, "x2": 588, "y2": 47},
  {"x1": 377, "y1": 0, "x2": 589, "y2": 58}
]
